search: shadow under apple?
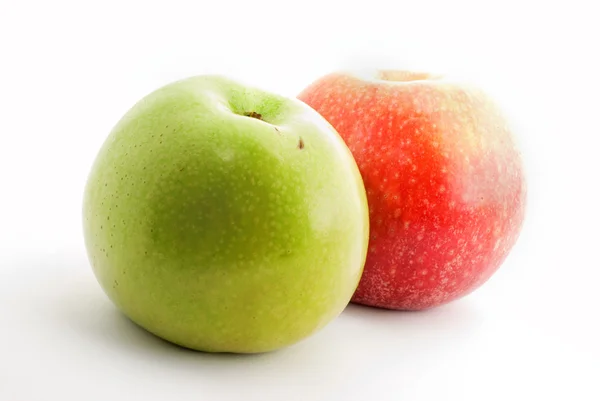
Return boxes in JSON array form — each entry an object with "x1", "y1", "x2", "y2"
[
  {"x1": 53, "y1": 260, "x2": 485, "y2": 353},
  {"x1": 27, "y1": 254, "x2": 487, "y2": 398}
]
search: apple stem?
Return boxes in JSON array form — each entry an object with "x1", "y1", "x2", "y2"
[{"x1": 244, "y1": 111, "x2": 263, "y2": 120}]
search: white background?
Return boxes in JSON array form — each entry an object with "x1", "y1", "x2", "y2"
[{"x1": 1, "y1": 0, "x2": 598, "y2": 400}]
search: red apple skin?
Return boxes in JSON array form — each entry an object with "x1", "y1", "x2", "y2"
[{"x1": 298, "y1": 71, "x2": 527, "y2": 310}]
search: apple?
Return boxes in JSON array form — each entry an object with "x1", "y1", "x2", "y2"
[
  {"x1": 83, "y1": 75, "x2": 369, "y2": 353},
  {"x1": 298, "y1": 70, "x2": 526, "y2": 310}
]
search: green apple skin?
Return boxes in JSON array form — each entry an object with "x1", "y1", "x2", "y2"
[{"x1": 82, "y1": 75, "x2": 369, "y2": 353}]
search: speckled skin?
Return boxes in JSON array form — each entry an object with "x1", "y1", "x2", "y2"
[
  {"x1": 83, "y1": 75, "x2": 369, "y2": 353},
  {"x1": 298, "y1": 71, "x2": 526, "y2": 310}
]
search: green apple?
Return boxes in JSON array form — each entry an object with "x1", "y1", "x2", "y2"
[{"x1": 82, "y1": 75, "x2": 369, "y2": 353}]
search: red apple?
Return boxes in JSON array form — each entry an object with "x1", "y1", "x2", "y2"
[{"x1": 298, "y1": 70, "x2": 527, "y2": 310}]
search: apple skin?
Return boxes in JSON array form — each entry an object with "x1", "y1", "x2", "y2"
[
  {"x1": 298, "y1": 70, "x2": 526, "y2": 310},
  {"x1": 83, "y1": 75, "x2": 369, "y2": 353}
]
